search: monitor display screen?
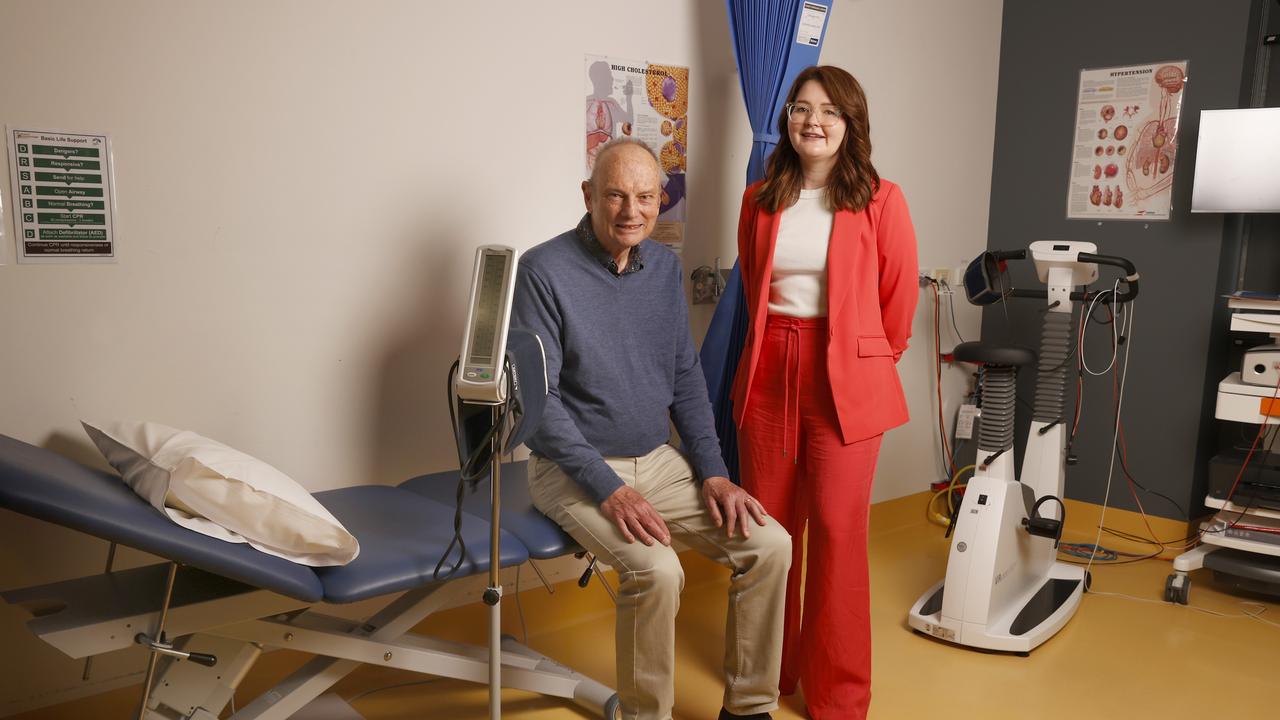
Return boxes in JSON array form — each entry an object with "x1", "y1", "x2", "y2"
[
  {"x1": 1190, "y1": 107, "x2": 1280, "y2": 213},
  {"x1": 467, "y1": 252, "x2": 508, "y2": 367}
]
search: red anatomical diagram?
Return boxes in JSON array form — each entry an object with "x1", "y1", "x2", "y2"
[
  {"x1": 1125, "y1": 64, "x2": 1184, "y2": 202},
  {"x1": 1154, "y1": 65, "x2": 1186, "y2": 93},
  {"x1": 585, "y1": 99, "x2": 616, "y2": 169},
  {"x1": 1090, "y1": 185, "x2": 1102, "y2": 206}
]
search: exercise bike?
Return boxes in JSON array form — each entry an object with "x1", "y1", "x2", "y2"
[{"x1": 907, "y1": 241, "x2": 1138, "y2": 653}]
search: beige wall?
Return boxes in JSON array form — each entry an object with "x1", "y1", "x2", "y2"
[{"x1": 0, "y1": 0, "x2": 1002, "y2": 712}]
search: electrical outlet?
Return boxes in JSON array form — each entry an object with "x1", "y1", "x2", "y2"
[
  {"x1": 921, "y1": 267, "x2": 964, "y2": 286},
  {"x1": 691, "y1": 265, "x2": 721, "y2": 304},
  {"x1": 921, "y1": 268, "x2": 950, "y2": 283}
]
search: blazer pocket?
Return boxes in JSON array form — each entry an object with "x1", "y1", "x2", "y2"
[{"x1": 857, "y1": 335, "x2": 894, "y2": 357}]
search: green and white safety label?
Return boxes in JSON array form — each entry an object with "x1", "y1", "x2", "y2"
[{"x1": 8, "y1": 128, "x2": 116, "y2": 263}]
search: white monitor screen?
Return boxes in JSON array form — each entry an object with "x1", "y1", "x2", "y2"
[{"x1": 1190, "y1": 107, "x2": 1280, "y2": 213}]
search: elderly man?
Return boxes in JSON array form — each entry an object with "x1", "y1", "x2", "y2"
[{"x1": 513, "y1": 138, "x2": 791, "y2": 720}]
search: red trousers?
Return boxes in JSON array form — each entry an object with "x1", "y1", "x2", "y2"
[{"x1": 738, "y1": 315, "x2": 882, "y2": 720}]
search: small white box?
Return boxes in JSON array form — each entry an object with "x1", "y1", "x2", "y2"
[{"x1": 1243, "y1": 344, "x2": 1280, "y2": 387}]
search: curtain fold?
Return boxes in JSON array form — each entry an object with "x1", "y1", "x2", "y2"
[{"x1": 701, "y1": 0, "x2": 832, "y2": 482}]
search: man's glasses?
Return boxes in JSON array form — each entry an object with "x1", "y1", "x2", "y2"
[{"x1": 785, "y1": 103, "x2": 843, "y2": 126}]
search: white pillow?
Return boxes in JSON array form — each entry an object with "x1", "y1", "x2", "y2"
[{"x1": 82, "y1": 420, "x2": 359, "y2": 567}]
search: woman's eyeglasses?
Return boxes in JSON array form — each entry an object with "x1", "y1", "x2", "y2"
[{"x1": 785, "y1": 103, "x2": 843, "y2": 126}]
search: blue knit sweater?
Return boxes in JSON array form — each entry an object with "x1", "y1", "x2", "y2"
[{"x1": 513, "y1": 222, "x2": 729, "y2": 503}]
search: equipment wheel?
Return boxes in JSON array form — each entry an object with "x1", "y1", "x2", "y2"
[
  {"x1": 1164, "y1": 573, "x2": 1190, "y2": 605},
  {"x1": 1175, "y1": 578, "x2": 1190, "y2": 605}
]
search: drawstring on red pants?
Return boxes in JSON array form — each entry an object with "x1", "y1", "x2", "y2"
[{"x1": 782, "y1": 323, "x2": 800, "y2": 464}]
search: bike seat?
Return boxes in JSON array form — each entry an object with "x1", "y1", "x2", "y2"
[{"x1": 952, "y1": 341, "x2": 1036, "y2": 367}]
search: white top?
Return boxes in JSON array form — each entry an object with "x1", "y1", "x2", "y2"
[{"x1": 768, "y1": 187, "x2": 833, "y2": 318}]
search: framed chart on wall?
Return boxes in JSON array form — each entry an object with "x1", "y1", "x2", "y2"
[
  {"x1": 584, "y1": 55, "x2": 689, "y2": 252},
  {"x1": 1066, "y1": 60, "x2": 1188, "y2": 221},
  {"x1": 6, "y1": 127, "x2": 118, "y2": 262}
]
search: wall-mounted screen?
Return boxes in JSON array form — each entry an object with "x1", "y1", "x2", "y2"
[{"x1": 1190, "y1": 107, "x2": 1280, "y2": 213}]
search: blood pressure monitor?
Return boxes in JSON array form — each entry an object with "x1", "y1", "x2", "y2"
[
  {"x1": 446, "y1": 243, "x2": 548, "y2": 719},
  {"x1": 455, "y1": 245, "x2": 519, "y2": 404}
]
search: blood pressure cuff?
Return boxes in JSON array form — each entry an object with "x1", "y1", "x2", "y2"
[
  {"x1": 452, "y1": 328, "x2": 548, "y2": 481},
  {"x1": 502, "y1": 328, "x2": 547, "y2": 450},
  {"x1": 963, "y1": 251, "x2": 1007, "y2": 306}
]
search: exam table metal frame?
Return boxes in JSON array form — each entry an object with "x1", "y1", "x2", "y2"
[{"x1": 0, "y1": 434, "x2": 620, "y2": 719}]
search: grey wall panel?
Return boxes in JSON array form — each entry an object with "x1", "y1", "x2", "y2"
[{"x1": 981, "y1": 0, "x2": 1259, "y2": 520}]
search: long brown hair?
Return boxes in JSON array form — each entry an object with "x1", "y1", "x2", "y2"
[{"x1": 755, "y1": 65, "x2": 880, "y2": 213}]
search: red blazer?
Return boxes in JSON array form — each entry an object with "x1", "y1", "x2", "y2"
[{"x1": 731, "y1": 179, "x2": 919, "y2": 444}]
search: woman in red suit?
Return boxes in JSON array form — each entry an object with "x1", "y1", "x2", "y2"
[{"x1": 732, "y1": 65, "x2": 918, "y2": 719}]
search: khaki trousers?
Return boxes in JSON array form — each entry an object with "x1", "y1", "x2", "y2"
[{"x1": 530, "y1": 444, "x2": 792, "y2": 720}]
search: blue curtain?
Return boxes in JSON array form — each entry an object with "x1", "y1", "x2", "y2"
[{"x1": 701, "y1": 0, "x2": 832, "y2": 482}]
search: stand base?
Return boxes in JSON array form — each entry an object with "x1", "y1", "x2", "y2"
[
  {"x1": 1168, "y1": 543, "x2": 1280, "y2": 605},
  {"x1": 907, "y1": 561, "x2": 1086, "y2": 653}
]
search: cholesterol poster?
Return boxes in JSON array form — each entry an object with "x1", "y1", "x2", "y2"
[
  {"x1": 1066, "y1": 61, "x2": 1188, "y2": 220},
  {"x1": 584, "y1": 55, "x2": 688, "y2": 252},
  {"x1": 7, "y1": 127, "x2": 117, "y2": 262}
]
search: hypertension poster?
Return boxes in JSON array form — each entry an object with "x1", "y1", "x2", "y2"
[
  {"x1": 584, "y1": 55, "x2": 688, "y2": 251},
  {"x1": 1066, "y1": 61, "x2": 1188, "y2": 220}
]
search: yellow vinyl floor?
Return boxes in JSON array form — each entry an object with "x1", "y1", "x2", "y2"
[{"x1": 14, "y1": 493, "x2": 1280, "y2": 719}]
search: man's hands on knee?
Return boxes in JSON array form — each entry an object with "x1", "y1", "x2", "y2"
[
  {"x1": 701, "y1": 476, "x2": 768, "y2": 539},
  {"x1": 601, "y1": 486, "x2": 672, "y2": 546}
]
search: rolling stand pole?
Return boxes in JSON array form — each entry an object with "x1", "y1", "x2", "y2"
[{"x1": 487, "y1": 404, "x2": 503, "y2": 720}]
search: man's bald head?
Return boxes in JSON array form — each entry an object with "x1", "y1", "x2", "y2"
[
  {"x1": 581, "y1": 138, "x2": 663, "y2": 268},
  {"x1": 589, "y1": 138, "x2": 661, "y2": 190}
]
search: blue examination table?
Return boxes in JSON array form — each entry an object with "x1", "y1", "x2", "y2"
[{"x1": 0, "y1": 434, "x2": 619, "y2": 719}]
